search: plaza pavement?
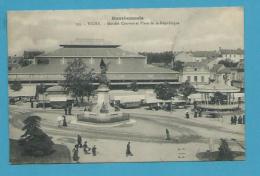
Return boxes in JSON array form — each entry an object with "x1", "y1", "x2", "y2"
[{"x1": 9, "y1": 103, "x2": 245, "y2": 162}]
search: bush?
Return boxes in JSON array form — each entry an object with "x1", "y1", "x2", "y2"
[
  {"x1": 10, "y1": 81, "x2": 23, "y2": 91},
  {"x1": 217, "y1": 139, "x2": 234, "y2": 161},
  {"x1": 19, "y1": 116, "x2": 54, "y2": 157}
]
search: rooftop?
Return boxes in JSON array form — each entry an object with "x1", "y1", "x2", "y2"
[
  {"x1": 59, "y1": 39, "x2": 120, "y2": 48},
  {"x1": 10, "y1": 61, "x2": 178, "y2": 74},
  {"x1": 196, "y1": 82, "x2": 240, "y2": 93},
  {"x1": 220, "y1": 48, "x2": 244, "y2": 55},
  {"x1": 38, "y1": 47, "x2": 144, "y2": 58}
]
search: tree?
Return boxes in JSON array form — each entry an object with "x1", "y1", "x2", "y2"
[
  {"x1": 19, "y1": 116, "x2": 54, "y2": 156},
  {"x1": 212, "y1": 92, "x2": 227, "y2": 104},
  {"x1": 139, "y1": 51, "x2": 174, "y2": 64},
  {"x1": 154, "y1": 82, "x2": 177, "y2": 100},
  {"x1": 18, "y1": 59, "x2": 31, "y2": 67},
  {"x1": 172, "y1": 61, "x2": 184, "y2": 71},
  {"x1": 10, "y1": 81, "x2": 23, "y2": 91},
  {"x1": 218, "y1": 59, "x2": 238, "y2": 67},
  {"x1": 64, "y1": 58, "x2": 96, "y2": 104},
  {"x1": 129, "y1": 81, "x2": 138, "y2": 92},
  {"x1": 179, "y1": 80, "x2": 196, "y2": 98},
  {"x1": 36, "y1": 83, "x2": 46, "y2": 94},
  {"x1": 217, "y1": 139, "x2": 234, "y2": 161}
]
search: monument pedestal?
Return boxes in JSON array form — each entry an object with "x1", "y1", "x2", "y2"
[{"x1": 77, "y1": 84, "x2": 129, "y2": 123}]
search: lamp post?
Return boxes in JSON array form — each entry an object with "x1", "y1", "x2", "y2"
[{"x1": 44, "y1": 92, "x2": 47, "y2": 110}]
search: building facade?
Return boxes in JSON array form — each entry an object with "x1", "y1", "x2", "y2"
[
  {"x1": 180, "y1": 62, "x2": 210, "y2": 87},
  {"x1": 9, "y1": 39, "x2": 179, "y2": 88}
]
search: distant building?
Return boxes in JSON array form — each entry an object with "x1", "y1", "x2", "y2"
[
  {"x1": 180, "y1": 61, "x2": 210, "y2": 87},
  {"x1": 219, "y1": 47, "x2": 244, "y2": 63},
  {"x1": 231, "y1": 59, "x2": 244, "y2": 90},
  {"x1": 8, "y1": 56, "x2": 23, "y2": 71},
  {"x1": 9, "y1": 39, "x2": 179, "y2": 88}
]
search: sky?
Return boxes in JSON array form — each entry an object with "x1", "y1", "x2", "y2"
[{"x1": 8, "y1": 7, "x2": 244, "y2": 56}]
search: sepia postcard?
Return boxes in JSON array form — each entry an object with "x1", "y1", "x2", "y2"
[{"x1": 8, "y1": 7, "x2": 245, "y2": 164}]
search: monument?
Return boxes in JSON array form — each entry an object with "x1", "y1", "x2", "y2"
[{"x1": 77, "y1": 59, "x2": 129, "y2": 123}]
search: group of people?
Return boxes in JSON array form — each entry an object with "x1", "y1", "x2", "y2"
[
  {"x1": 64, "y1": 104, "x2": 73, "y2": 115},
  {"x1": 231, "y1": 114, "x2": 245, "y2": 125},
  {"x1": 72, "y1": 134, "x2": 97, "y2": 162},
  {"x1": 72, "y1": 135, "x2": 135, "y2": 161}
]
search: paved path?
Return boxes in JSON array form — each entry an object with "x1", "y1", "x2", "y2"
[{"x1": 9, "y1": 106, "x2": 244, "y2": 146}]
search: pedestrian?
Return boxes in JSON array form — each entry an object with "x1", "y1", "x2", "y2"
[
  {"x1": 194, "y1": 110, "x2": 197, "y2": 118},
  {"x1": 231, "y1": 116, "x2": 234, "y2": 125},
  {"x1": 185, "y1": 111, "x2": 190, "y2": 119},
  {"x1": 72, "y1": 145, "x2": 80, "y2": 162},
  {"x1": 77, "y1": 134, "x2": 82, "y2": 148},
  {"x1": 57, "y1": 115, "x2": 63, "y2": 127},
  {"x1": 165, "y1": 128, "x2": 171, "y2": 140},
  {"x1": 68, "y1": 104, "x2": 72, "y2": 115},
  {"x1": 233, "y1": 115, "x2": 237, "y2": 125},
  {"x1": 83, "y1": 141, "x2": 91, "y2": 154},
  {"x1": 126, "y1": 141, "x2": 133, "y2": 157},
  {"x1": 62, "y1": 115, "x2": 67, "y2": 127},
  {"x1": 238, "y1": 115, "x2": 243, "y2": 124},
  {"x1": 242, "y1": 114, "x2": 245, "y2": 124},
  {"x1": 92, "y1": 145, "x2": 97, "y2": 156},
  {"x1": 30, "y1": 99, "x2": 34, "y2": 108},
  {"x1": 64, "y1": 105, "x2": 67, "y2": 115},
  {"x1": 198, "y1": 110, "x2": 202, "y2": 117}
]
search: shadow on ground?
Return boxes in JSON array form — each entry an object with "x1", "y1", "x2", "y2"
[
  {"x1": 10, "y1": 139, "x2": 71, "y2": 164},
  {"x1": 196, "y1": 151, "x2": 245, "y2": 161}
]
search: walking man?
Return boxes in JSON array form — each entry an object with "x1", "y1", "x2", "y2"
[
  {"x1": 185, "y1": 111, "x2": 190, "y2": 119},
  {"x1": 242, "y1": 114, "x2": 245, "y2": 124},
  {"x1": 231, "y1": 116, "x2": 234, "y2": 125},
  {"x1": 238, "y1": 115, "x2": 243, "y2": 124},
  {"x1": 83, "y1": 141, "x2": 91, "y2": 154},
  {"x1": 64, "y1": 105, "x2": 67, "y2": 115},
  {"x1": 72, "y1": 145, "x2": 80, "y2": 163},
  {"x1": 166, "y1": 128, "x2": 171, "y2": 140},
  {"x1": 77, "y1": 134, "x2": 83, "y2": 148},
  {"x1": 126, "y1": 141, "x2": 133, "y2": 157},
  {"x1": 234, "y1": 115, "x2": 237, "y2": 125},
  {"x1": 68, "y1": 104, "x2": 72, "y2": 115},
  {"x1": 194, "y1": 110, "x2": 198, "y2": 118},
  {"x1": 92, "y1": 145, "x2": 97, "y2": 156},
  {"x1": 62, "y1": 115, "x2": 67, "y2": 127}
]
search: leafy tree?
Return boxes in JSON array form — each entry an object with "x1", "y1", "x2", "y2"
[
  {"x1": 172, "y1": 61, "x2": 184, "y2": 71},
  {"x1": 139, "y1": 51, "x2": 174, "y2": 64},
  {"x1": 179, "y1": 80, "x2": 196, "y2": 98},
  {"x1": 217, "y1": 139, "x2": 234, "y2": 161},
  {"x1": 64, "y1": 58, "x2": 96, "y2": 104},
  {"x1": 36, "y1": 83, "x2": 47, "y2": 94},
  {"x1": 10, "y1": 81, "x2": 23, "y2": 91},
  {"x1": 129, "y1": 81, "x2": 138, "y2": 92},
  {"x1": 154, "y1": 82, "x2": 177, "y2": 100},
  {"x1": 19, "y1": 116, "x2": 54, "y2": 156},
  {"x1": 212, "y1": 92, "x2": 227, "y2": 104},
  {"x1": 18, "y1": 59, "x2": 31, "y2": 67},
  {"x1": 218, "y1": 59, "x2": 238, "y2": 67}
]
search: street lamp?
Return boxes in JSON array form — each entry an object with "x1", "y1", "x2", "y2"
[{"x1": 43, "y1": 92, "x2": 47, "y2": 110}]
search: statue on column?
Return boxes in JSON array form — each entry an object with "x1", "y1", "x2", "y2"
[{"x1": 99, "y1": 59, "x2": 110, "y2": 86}]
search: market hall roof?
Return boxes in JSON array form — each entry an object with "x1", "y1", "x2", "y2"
[
  {"x1": 38, "y1": 47, "x2": 144, "y2": 58},
  {"x1": 10, "y1": 60, "x2": 179, "y2": 74},
  {"x1": 38, "y1": 39, "x2": 144, "y2": 58}
]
